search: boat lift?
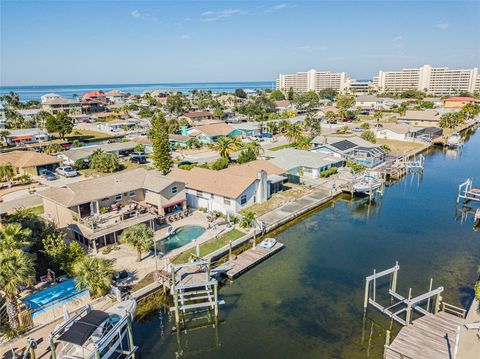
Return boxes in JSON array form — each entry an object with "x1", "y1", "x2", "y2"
[
  {"x1": 363, "y1": 262, "x2": 443, "y2": 326},
  {"x1": 457, "y1": 178, "x2": 480, "y2": 204},
  {"x1": 405, "y1": 154, "x2": 425, "y2": 173},
  {"x1": 170, "y1": 260, "x2": 224, "y2": 330}
]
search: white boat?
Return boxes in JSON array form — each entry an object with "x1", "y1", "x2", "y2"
[
  {"x1": 258, "y1": 238, "x2": 277, "y2": 249},
  {"x1": 353, "y1": 173, "x2": 383, "y2": 194},
  {"x1": 53, "y1": 299, "x2": 137, "y2": 359},
  {"x1": 447, "y1": 133, "x2": 463, "y2": 148}
]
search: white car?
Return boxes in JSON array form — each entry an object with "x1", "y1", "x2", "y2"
[{"x1": 55, "y1": 166, "x2": 78, "y2": 177}]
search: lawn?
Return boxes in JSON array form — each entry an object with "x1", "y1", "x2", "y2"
[
  {"x1": 29, "y1": 205, "x2": 44, "y2": 215},
  {"x1": 376, "y1": 139, "x2": 427, "y2": 155},
  {"x1": 268, "y1": 143, "x2": 294, "y2": 151},
  {"x1": 79, "y1": 160, "x2": 148, "y2": 177},
  {"x1": 172, "y1": 228, "x2": 245, "y2": 264},
  {"x1": 66, "y1": 129, "x2": 118, "y2": 141}
]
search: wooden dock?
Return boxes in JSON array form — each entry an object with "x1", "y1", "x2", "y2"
[
  {"x1": 225, "y1": 242, "x2": 284, "y2": 279},
  {"x1": 385, "y1": 311, "x2": 464, "y2": 359}
]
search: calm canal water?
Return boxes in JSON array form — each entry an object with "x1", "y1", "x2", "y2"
[{"x1": 134, "y1": 129, "x2": 480, "y2": 358}]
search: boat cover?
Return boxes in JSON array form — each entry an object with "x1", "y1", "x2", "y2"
[{"x1": 58, "y1": 310, "x2": 110, "y2": 346}]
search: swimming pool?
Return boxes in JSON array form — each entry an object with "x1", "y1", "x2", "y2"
[
  {"x1": 22, "y1": 279, "x2": 88, "y2": 313},
  {"x1": 157, "y1": 225, "x2": 206, "y2": 253}
]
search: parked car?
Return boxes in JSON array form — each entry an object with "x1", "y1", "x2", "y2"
[
  {"x1": 41, "y1": 170, "x2": 58, "y2": 181},
  {"x1": 131, "y1": 151, "x2": 145, "y2": 157},
  {"x1": 130, "y1": 155, "x2": 147, "y2": 164},
  {"x1": 178, "y1": 161, "x2": 196, "y2": 167},
  {"x1": 56, "y1": 166, "x2": 78, "y2": 177},
  {"x1": 352, "y1": 127, "x2": 365, "y2": 133},
  {"x1": 81, "y1": 118, "x2": 94, "y2": 123}
]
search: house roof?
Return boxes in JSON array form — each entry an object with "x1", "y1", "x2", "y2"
[
  {"x1": 105, "y1": 90, "x2": 127, "y2": 97},
  {"x1": 60, "y1": 142, "x2": 137, "y2": 162},
  {"x1": 399, "y1": 110, "x2": 440, "y2": 121},
  {"x1": 169, "y1": 134, "x2": 190, "y2": 142},
  {"x1": 42, "y1": 97, "x2": 80, "y2": 106},
  {"x1": 267, "y1": 148, "x2": 342, "y2": 170},
  {"x1": 378, "y1": 123, "x2": 413, "y2": 134},
  {"x1": 220, "y1": 160, "x2": 284, "y2": 178},
  {"x1": 132, "y1": 136, "x2": 152, "y2": 145},
  {"x1": 274, "y1": 100, "x2": 291, "y2": 108},
  {"x1": 168, "y1": 167, "x2": 255, "y2": 199},
  {"x1": 355, "y1": 95, "x2": 380, "y2": 103},
  {"x1": 444, "y1": 97, "x2": 477, "y2": 102},
  {"x1": 194, "y1": 122, "x2": 236, "y2": 137},
  {"x1": 6, "y1": 128, "x2": 47, "y2": 137},
  {"x1": 0, "y1": 151, "x2": 62, "y2": 168},
  {"x1": 181, "y1": 111, "x2": 212, "y2": 118},
  {"x1": 39, "y1": 168, "x2": 178, "y2": 207}
]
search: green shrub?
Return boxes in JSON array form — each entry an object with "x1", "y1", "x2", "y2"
[
  {"x1": 178, "y1": 164, "x2": 196, "y2": 170},
  {"x1": 237, "y1": 148, "x2": 257, "y2": 164},
  {"x1": 319, "y1": 167, "x2": 338, "y2": 178},
  {"x1": 211, "y1": 157, "x2": 229, "y2": 170},
  {"x1": 360, "y1": 122, "x2": 370, "y2": 129},
  {"x1": 346, "y1": 160, "x2": 366, "y2": 174}
]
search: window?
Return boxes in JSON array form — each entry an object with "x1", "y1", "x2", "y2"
[
  {"x1": 115, "y1": 194, "x2": 122, "y2": 202},
  {"x1": 171, "y1": 186, "x2": 178, "y2": 194},
  {"x1": 240, "y1": 195, "x2": 247, "y2": 205},
  {"x1": 197, "y1": 191, "x2": 203, "y2": 198},
  {"x1": 224, "y1": 198, "x2": 231, "y2": 206},
  {"x1": 128, "y1": 190, "x2": 135, "y2": 197}
]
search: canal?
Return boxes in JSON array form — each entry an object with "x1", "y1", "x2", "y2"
[{"x1": 134, "y1": 128, "x2": 480, "y2": 358}]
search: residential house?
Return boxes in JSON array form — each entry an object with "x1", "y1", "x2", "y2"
[
  {"x1": 42, "y1": 97, "x2": 82, "y2": 115},
  {"x1": 274, "y1": 100, "x2": 292, "y2": 112},
  {"x1": 187, "y1": 122, "x2": 242, "y2": 144},
  {"x1": 179, "y1": 111, "x2": 214, "y2": 123},
  {"x1": 18, "y1": 109, "x2": 42, "y2": 121},
  {"x1": 39, "y1": 168, "x2": 186, "y2": 251},
  {"x1": 169, "y1": 134, "x2": 190, "y2": 147},
  {"x1": 41, "y1": 93, "x2": 62, "y2": 103},
  {"x1": 374, "y1": 123, "x2": 417, "y2": 142},
  {"x1": 410, "y1": 127, "x2": 443, "y2": 140},
  {"x1": 398, "y1": 109, "x2": 441, "y2": 126},
  {"x1": 105, "y1": 90, "x2": 127, "y2": 104},
  {"x1": 231, "y1": 122, "x2": 262, "y2": 137},
  {"x1": 0, "y1": 150, "x2": 62, "y2": 176},
  {"x1": 355, "y1": 95, "x2": 383, "y2": 110},
  {"x1": 97, "y1": 120, "x2": 138, "y2": 133},
  {"x1": 311, "y1": 135, "x2": 385, "y2": 168},
  {"x1": 217, "y1": 94, "x2": 237, "y2": 108},
  {"x1": 443, "y1": 97, "x2": 478, "y2": 108},
  {"x1": 267, "y1": 148, "x2": 344, "y2": 179},
  {"x1": 57, "y1": 141, "x2": 138, "y2": 165},
  {"x1": 168, "y1": 160, "x2": 285, "y2": 215},
  {"x1": 5, "y1": 128, "x2": 50, "y2": 146},
  {"x1": 81, "y1": 91, "x2": 107, "y2": 114}
]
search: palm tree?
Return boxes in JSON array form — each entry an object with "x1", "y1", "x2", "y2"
[
  {"x1": 240, "y1": 211, "x2": 257, "y2": 229},
  {"x1": 73, "y1": 256, "x2": 114, "y2": 298},
  {"x1": 0, "y1": 249, "x2": 35, "y2": 329},
  {"x1": 285, "y1": 122, "x2": 304, "y2": 144},
  {"x1": 324, "y1": 111, "x2": 337, "y2": 123},
  {"x1": 120, "y1": 224, "x2": 154, "y2": 262},
  {"x1": 244, "y1": 140, "x2": 263, "y2": 156},
  {"x1": 0, "y1": 130, "x2": 10, "y2": 146},
  {"x1": 0, "y1": 163, "x2": 15, "y2": 183},
  {"x1": 295, "y1": 136, "x2": 312, "y2": 150},
  {"x1": 373, "y1": 111, "x2": 384, "y2": 124},
  {"x1": 210, "y1": 136, "x2": 241, "y2": 160},
  {"x1": 0, "y1": 223, "x2": 32, "y2": 251},
  {"x1": 277, "y1": 120, "x2": 289, "y2": 134},
  {"x1": 266, "y1": 121, "x2": 277, "y2": 135}
]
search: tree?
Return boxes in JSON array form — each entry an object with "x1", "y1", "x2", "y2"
[
  {"x1": 361, "y1": 130, "x2": 376, "y2": 143},
  {"x1": 89, "y1": 150, "x2": 119, "y2": 173},
  {"x1": 73, "y1": 257, "x2": 114, "y2": 298},
  {"x1": 167, "y1": 118, "x2": 180, "y2": 134},
  {"x1": 460, "y1": 103, "x2": 480, "y2": 122},
  {"x1": 287, "y1": 87, "x2": 295, "y2": 101},
  {"x1": 166, "y1": 93, "x2": 190, "y2": 115},
  {"x1": 0, "y1": 91, "x2": 21, "y2": 109},
  {"x1": 304, "y1": 116, "x2": 321, "y2": 137},
  {"x1": 212, "y1": 107, "x2": 225, "y2": 120},
  {"x1": 134, "y1": 144, "x2": 145, "y2": 153},
  {"x1": 42, "y1": 230, "x2": 85, "y2": 276},
  {"x1": 45, "y1": 112, "x2": 73, "y2": 139},
  {"x1": 210, "y1": 136, "x2": 241, "y2": 160},
  {"x1": 0, "y1": 163, "x2": 15, "y2": 183},
  {"x1": 0, "y1": 249, "x2": 35, "y2": 329},
  {"x1": 373, "y1": 111, "x2": 384, "y2": 124},
  {"x1": 293, "y1": 91, "x2": 319, "y2": 115},
  {"x1": 285, "y1": 122, "x2": 304, "y2": 144},
  {"x1": 187, "y1": 138, "x2": 201, "y2": 149},
  {"x1": 234, "y1": 89, "x2": 247, "y2": 99},
  {"x1": 244, "y1": 140, "x2": 263, "y2": 156},
  {"x1": 0, "y1": 130, "x2": 10, "y2": 145},
  {"x1": 237, "y1": 148, "x2": 257, "y2": 164},
  {"x1": 270, "y1": 90, "x2": 285, "y2": 101},
  {"x1": 211, "y1": 157, "x2": 229, "y2": 170},
  {"x1": 151, "y1": 113, "x2": 173, "y2": 174},
  {"x1": 336, "y1": 95, "x2": 355, "y2": 120},
  {"x1": 120, "y1": 224, "x2": 154, "y2": 262},
  {"x1": 36, "y1": 111, "x2": 54, "y2": 130},
  {"x1": 439, "y1": 112, "x2": 465, "y2": 129},
  {"x1": 0, "y1": 223, "x2": 32, "y2": 252},
  {"x1": 277, "y1": 120, "x2": 289, "y2": 133},
  {"x1": 240, "y1": 211, "x2": 256, "y2": 229},
  {"x1": 318, "y1": 88, "x2": 337, "y2": 101},
  {"x1": 44, "y1": 143, "x2": 64, "y2": 154},
  {"x1": 266, "y1": 121, "x2": 277, "y2": 135},
  {"x1": 7, "y1": 207, "x2": 46, "y2": 242},
  {"x1": 295, "y1": 136, "x2": 312, "y2": 150}
]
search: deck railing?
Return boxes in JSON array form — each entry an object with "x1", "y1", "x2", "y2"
[
  {"x1": 383, "y1": 345, "x2": 414, "y2": 359},
  {"x1": 441, "y1": 302, "x2": 467, "y2": 318}
]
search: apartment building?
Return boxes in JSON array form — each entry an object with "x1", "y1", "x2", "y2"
[
  {"x1": 276, "y1": 69, "x2": 350, "y2": 92},
  {"x1": 376, "y1": 65, "x2": 479, "y2": 95}
]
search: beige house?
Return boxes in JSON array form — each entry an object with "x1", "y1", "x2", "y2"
[
  {"x1": 398, "y1": 110, "x2": 441, "y2": 127},
  {"x1": 0, "y1": 150, "x2": 62, "y2": 176},
  {"x1": 41, "y1": 97, "x2": 82, "y2": 115},
  {"x1": 39, "y1": 168, "x2": 186, "y2": 251}
]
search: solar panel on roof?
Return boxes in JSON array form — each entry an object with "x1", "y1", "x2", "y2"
[{"x1": 331, "y1": 140, "x2": 357, "y2": 151}]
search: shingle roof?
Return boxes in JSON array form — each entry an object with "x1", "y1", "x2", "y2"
[
  {"x1": 399, "y1": 110, "x2": 440, "y2": 121},
  {"x1": 168, "y1": 167, "x2": 256, "y2": 199},
  {"x1": 60, "y1": 142, "x2": 137, "y2": 162},
  {"x1": 220, "y1": 160, "x2": 284, "y2": 178},
  {"x1": 268, "y1": 148, "x2": 342, "y2": 170},
  {"x1": 0, "y1": 151, "x2": 62, "y2": 168},
  {"x1": 194, "y1": 123, "x2": 236, "y2": 137},
  {"x1": 39, "y1": 168, "x2": 177, "y2": 207},
  {"x1": 181, "y1": 111, "x2": 212, "y2": 118}
]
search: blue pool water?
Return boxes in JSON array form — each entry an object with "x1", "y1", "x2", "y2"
[
  {"x1": 22, "y1": 279, "x2": 86, "y2": 311},
  {"x1": 158, "y1": 225, "x2": 206, "y2": 253}
]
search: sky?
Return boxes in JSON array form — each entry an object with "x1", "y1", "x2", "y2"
[{"x1": 1, "y1": 0, "x2": 479, "y2": 86}]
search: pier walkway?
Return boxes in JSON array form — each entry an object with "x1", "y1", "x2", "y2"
[
  {"x1": 225, "y1": 242, "x2": 284, "y2": 279},
  {"x1": 385, "y1": 311, "x2": 465, "y2": 359}
]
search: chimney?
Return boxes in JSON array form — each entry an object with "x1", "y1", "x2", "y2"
[{"x1": 256, "y1": 170, "x2": 268, "y2": 203}]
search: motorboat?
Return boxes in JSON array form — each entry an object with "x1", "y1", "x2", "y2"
[
  {"x1": 353, "y1": 173, "x2": 383, "y2": 194},
  {"x1": 52, "y1": 299, "x2": 137, "y2": 359},
  {"x1": 258, "y1": 238, "x2": 277, "y2": 249},
  {"x1": 447, "y1": 133, "x2": 463, "y2": 148}
]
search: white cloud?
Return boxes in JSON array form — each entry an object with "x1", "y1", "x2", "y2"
[
  {"x1": 391, "y1": 35, "x2": 404, "y2": 49},
  {"x1": 436, "y1": 21, "x2": 449, "y2": 30},
  {"x1": 180, "y1": 34, "x2": 191, "y2": 40},
  {"x1": 266, "y1": 3, "x2": 297, "y2": 12},
  {"x1": 200, "y1": 8, "x2": 244, "y2": 22},
  {"x1": 131, "y1": 10, "x2": 141, "y2": 18}
]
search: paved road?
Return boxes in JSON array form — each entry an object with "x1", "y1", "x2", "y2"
[{"x1": 0, "y1": 194, "x2": 42, "y2": 214}]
